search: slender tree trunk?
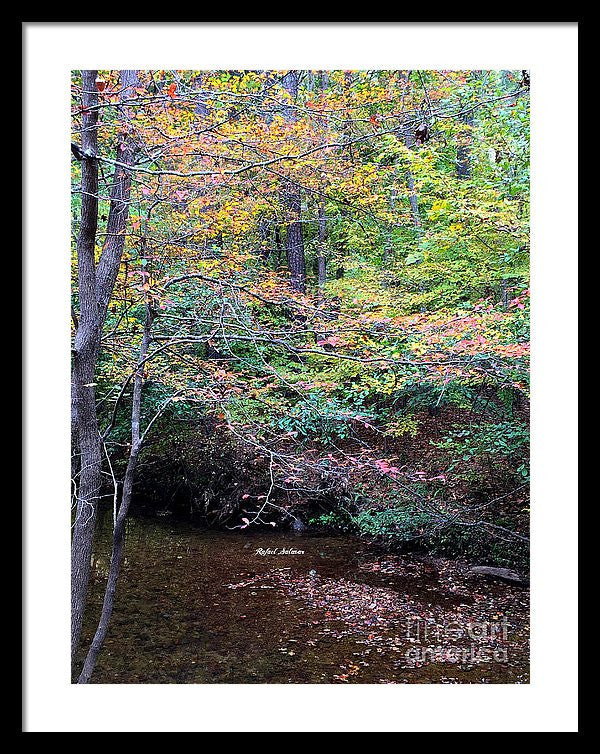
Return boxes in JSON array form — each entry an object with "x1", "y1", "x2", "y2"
[
  {"x1": 402, "y1": 127, "x2": 422, "y2": 229},
  {"x1": 71, "y1": 70, "x2": 101, "y2": 659},
  {"x1": 400, "y1": 73, "x2": 426, "y2": 310},
  {"x1": 405, "y1": 170, "x2": 421, "y2": 228},
  {"x1": 316, "y1": 72, "x2": 328, "y2": 295},
  {"x1": 275, "y1": 225, "x2": 283, "y2": 267},
  {"x1": 285, "y1": 190, "x2": 306, "y2": 293},
  {"x1": 317, "y1": 200, "x2": 327, "y2": 292},
  {"x1": 382, "y1": 187, "x2": 397, "y2": 270},
  {"x1": 71, "y1": 70, "x2": 140, "y2": 660},
  {"x1": 456, "y1": 118, "x2": 473, "y2": 178},
  {"x1": 457, "y1": 80, "x2": 475, "y2": 179},
  {"x1": 399, "y1": 72, "x2": 423, "y2": 231},
  {"x1": 403, "y1": 116, "x2": 425, "y2": 310},
  {"x1": 342, "y1": 71, "x2": 355, "y2": 163},
  {"x1": 281, "y1": 71, "x2": 306, "y2": 293},
  {"x1": 78, "y1": 305, "x2": 155, "y2": 684},
  {"x1": 193, "y1": 72, "x2": 210, "y2": 117},
  {"x1": 95, "y1": 70, "x2": 140, "y2": 323}
]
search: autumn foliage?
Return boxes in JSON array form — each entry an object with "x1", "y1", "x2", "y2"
[{"x1": 71, "y1": 69, "x2": 529, "y2": 561}]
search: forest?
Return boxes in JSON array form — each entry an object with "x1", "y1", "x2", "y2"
[{"x1": 71, "y1": 69, "x2": 530, "y2": 685}]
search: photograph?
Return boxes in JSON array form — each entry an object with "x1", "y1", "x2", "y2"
[{"x1": 70, "y1": 68, "x2": 531, "y2": 685}]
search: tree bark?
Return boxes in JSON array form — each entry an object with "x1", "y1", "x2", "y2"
[
  {"x1": 96, "y1": 70, "x2": 140, "y2": 322},
  {"x1": 78, "y1": 305, "x2": 155, "y2": 683},
  {"x1": 457, "y1": 81, "x2": 475, "y2": 179},
  {"x1": 71, "y1": 70, "x2": 140, "y2": 660},
  {"x1": 382, "y1": 187, "x2": 397, "y2": 271},
  {"x1": 281, "y1": 71, "x2": 306, "y2": 293},
  {"x1": 71, "y1": 70, "x2": 101, "y2": 659},
  {"x1": 317, "y1": 200, "x2": 327, "y2": 292},
  {"x1": 402, "y1": 126, "x2": 422, "y2": 229},
  {"x1": 405, "y1": 170, "x2": 421, "y2": 229},
  {"x1": 342, "y1": 71, "x2": 355, "y2": 163},
  {"x1": 316, "y1": 72, "x2": 328, "y2": 294}
]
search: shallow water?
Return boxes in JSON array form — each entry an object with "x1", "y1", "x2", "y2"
[{"x1": 76, "y1": 511, "x2": 529, "y2": 683}]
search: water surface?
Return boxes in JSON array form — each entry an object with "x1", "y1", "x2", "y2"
[{"x1": 77, "y1": 512, "x2": 529, "y2": 683}]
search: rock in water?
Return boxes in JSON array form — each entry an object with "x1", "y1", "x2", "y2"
[
  {"x1": 291, "y1": 518, "x2": 306, "y2": 533},
  {"x1": 468, "y1": 566, "x2": 527, "y2": 585}
]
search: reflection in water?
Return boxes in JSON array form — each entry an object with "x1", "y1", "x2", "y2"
[{"x1": 76, "y1": 510, "x2": 529, "y2": 684}]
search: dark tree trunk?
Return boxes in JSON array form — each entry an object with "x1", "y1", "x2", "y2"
[
  {"x1": 95, "y1": 70, "x2": 140, "y2": 323},
  {"x1": 382, "y1": 187, "x2": 397, "y2": 270},
  {"x1": 71, "y1": 70, "x2": 101, "y2": 659},
  {"x1": 285, "y1": 190, "x2": 306, "y2": 293},
  {"x1": 317, "y1": 200, "x2": 327, "y2": 291},
  {"x1": 281, "y1": 71, "x2": 306, "y2": 293},
  {"x1": 275, "y1": 225, "x2": 283, "y2": 266},
  {"x1": 78, "y1": 305, "x2": 155, "y2": 683},
  {"x1": 406, "y1": 170, "x2": 421, "y2": 228},
  {"x1": 342, "y1": 71, "x2": 355, "y2": 163},
  {"x1": 457, "y1": 86, "x2": 475, "y2": 179},
  {"x1": 71, "y1": 70, "x2": 140, "y2": 660},
  {"x1": 193, "y1": 72, "x2": 210, "y2": 117},
  {"x1": 399, "y1": 73, "x2": 425, "y2": 310},
  {"x1": 402, "y1": 124, "x2": 422, "y2": 229},
  {"x1": 316, "y1": 72, "x2": 328, "y2": 294}
]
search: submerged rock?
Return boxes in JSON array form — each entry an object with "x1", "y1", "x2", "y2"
[
  {"x1": 468, "y1": 566, "x2": 527, "y2": 585},
  {"x1": 291, "y1": 518, "x2": 306, "y2": 533}
]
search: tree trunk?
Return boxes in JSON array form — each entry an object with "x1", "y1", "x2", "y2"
[
  {"x1": 71, "y1": 70, "x2": 101, "y2": 659},
  {"x1": 71, "y1": 70, "x2": 140, "y2": 660},
  {"x1": 501, "y1": 278, "x2": 511, "y2": 310},
  {"x1": 382, "y1": 187, "x2": 397, "y2": 271},
  {"x1": 316, "y1": 72, "x2": 328, "y2": 295},
  {"x1": 406, "y1": 171, "x2": 421, "y2": 228},
  {"x1": 403, "y1": 115, "x2": 425, "y2": 310},
  {"x1": 400, "y1": 73, "x2": 425, "y2": 310},
  {"x1": 285, "y1": 190, "x2": 306, "y2": 293},
  {"x1": 78, "y1": 305, "x2": 155, "y2": 683},
  {"x1": 281, "y1": 71, "x2": 306, "y2": 293},
  {"x1": 317, "y1": 200, "x2": 327, "y2": 292},
  {"x1": 275, "y1": 225, "x2": 283, "y2": 266},
  {"x1": 402, "y1": 126, "x2": 422, "y2": 229},
  {"x1": 342, "y1": 71, "x2": 355, "y2": 163},
  {"x1": 96, "y1": 70, "x2": 140, "y2": 323},
  {"x1": 457, "y1": 86, "x2": 475, "y2": 179}
]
